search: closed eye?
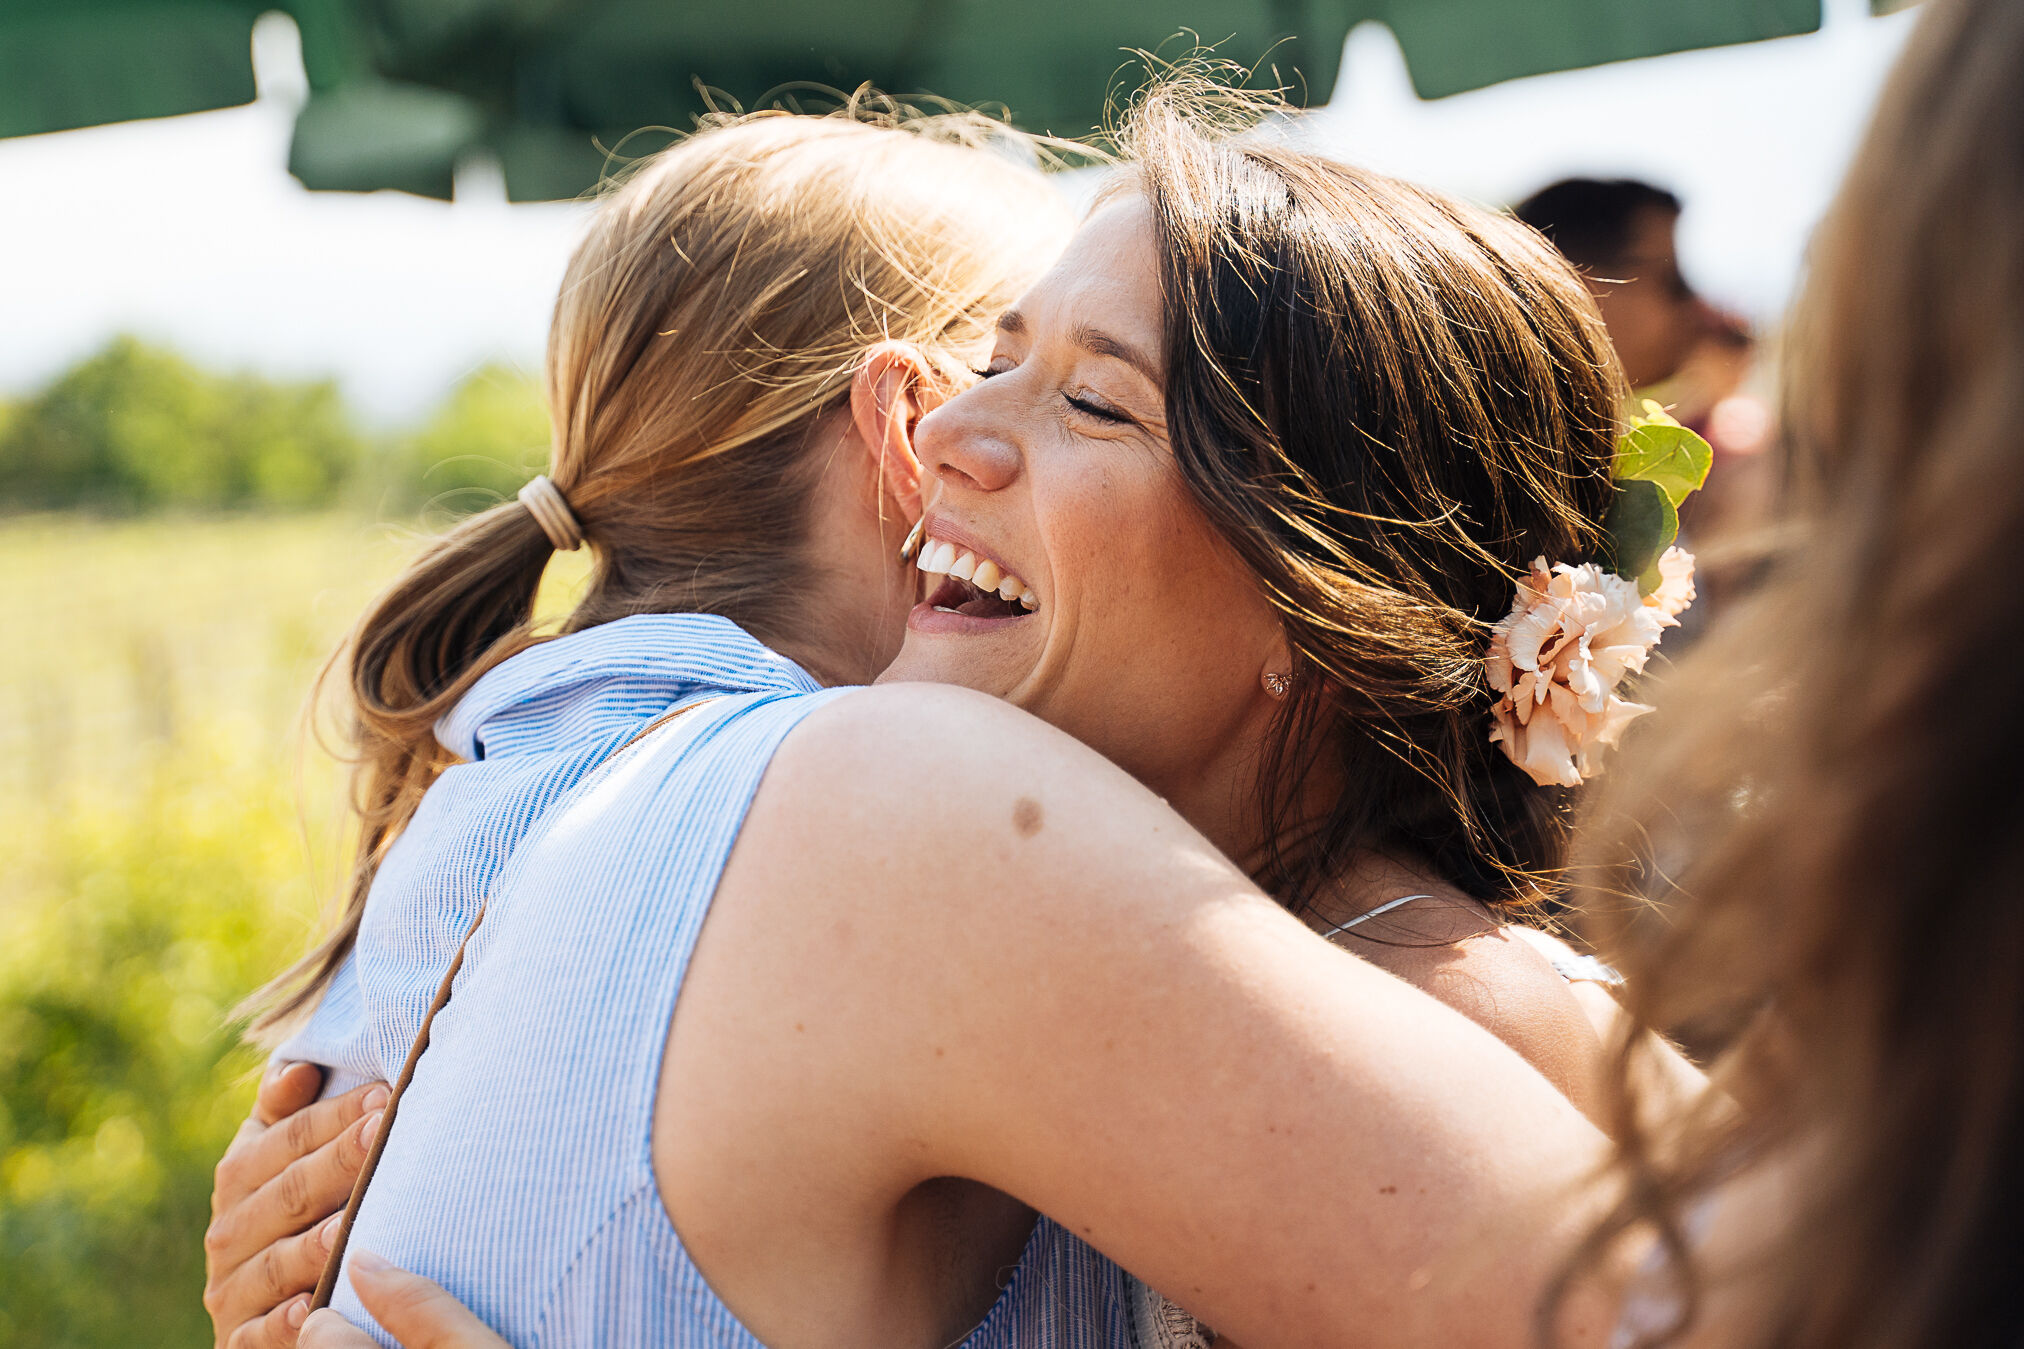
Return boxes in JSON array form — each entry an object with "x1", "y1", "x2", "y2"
[{"x1": 1064, "y1": 391, "x2": 1133, "y2": 425}]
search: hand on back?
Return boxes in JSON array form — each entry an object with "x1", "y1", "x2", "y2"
[
  {"x1": 204, "y1": 1061, "x2": 386, "y2": 1348},
  {"x1": 298, "y1": 1253, "x2": 511, "y2": 1349}
]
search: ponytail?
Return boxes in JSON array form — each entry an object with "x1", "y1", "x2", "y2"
[{"x1": 240, "y1": 497, "x2": 558, "y2": 1042}]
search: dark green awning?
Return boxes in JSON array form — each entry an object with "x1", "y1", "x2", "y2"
[{"x1": 0, "y1": 0, "x2": 1873, "y2": 201}]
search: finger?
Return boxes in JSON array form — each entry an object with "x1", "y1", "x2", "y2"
[
  {"x1": 208, "y1": 1102, "x2": 380, "y2": 1293},
  {"x1": 228, "y1": 1082, "x2": 388, "y2": 1219},
  {"x1": 226, "y1": 1293, "x2": 311, "y2": 1349},
  {"x1": 216, "y1": 1112, "x2": 274, "y2": 1216},
  {"x1": 349, "y1": 1251, "x2": 512, "y2": 1349},
  {"x1": 212, "y1": 1214, "x2": 343, "y2": 1343},
  {"x1": 298, "y1": 1308, "x2": 383, "y2": 1349},
  {"x1": 254, "y1": 1105, "x2": 382, "y2": 1246},
  {"x1": 215, "y1": 1079, "x2": 376, "y2": 1220},
  {"x1": 255, "y1": 1061, "x2": 327, "y2": 1127}
]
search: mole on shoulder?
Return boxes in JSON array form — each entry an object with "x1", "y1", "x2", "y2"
[{"x1": 1012, "y1": 796, "x2": 1044, "y2": 838}]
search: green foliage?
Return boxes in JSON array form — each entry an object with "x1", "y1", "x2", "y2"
[
  {"x1": 1603, "y1": 477, "x2": 1679, "y2": 590},
  {"x1": 0, "y1": 762, "x2": 320, "y2": 1347},
  {"x1": 0, "y1": 338, "x2": 361, "y2": 512},
  {"x1": 1604, "y1": 401, "x2": 1714, "y2": 593},
  {"x1": 377, "y1": 364, "x2": 550, "y2": 515},
  {"x1": 0, "y1": 339, "x2": 551, "y2": 518},
  {"x1": 1612, "y1": 408, "x2": 1714, "y2": 509},
  {"x1": 0, "y1": 516, "x2": 406, "y2": 1349}
]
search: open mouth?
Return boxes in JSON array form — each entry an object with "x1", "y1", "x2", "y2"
[
  {"x1": 925, "y1": 573, "x2": 1029, "y2": 618},
  {"x1": 916, "y1": 538, "x2": 1037, "y2": 619}
]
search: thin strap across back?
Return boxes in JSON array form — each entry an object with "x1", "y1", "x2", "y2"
[{"x1": 1315, "y1": 893, "x2": 1434, "y2": 943}]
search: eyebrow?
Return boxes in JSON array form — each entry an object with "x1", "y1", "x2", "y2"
[
  {"x1": 1072, "y1": 323, "x2": 1161, "y2": 384},
  {"x1": 994, "y1": 309, "x2": 1161, "y2": 385}
]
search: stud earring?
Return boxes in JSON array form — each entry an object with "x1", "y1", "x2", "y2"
[
  {"x1": 898, "y1": 516, "x2": 926, "y2": 563},
  {"x1": 1262, "y1": 671, "x2": 1291, "y2": 699}
]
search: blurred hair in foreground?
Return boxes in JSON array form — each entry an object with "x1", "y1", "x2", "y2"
[
  {"x1": 240, "y1": 97, "x2": 1075, "y2": 1042},
  {"x1": 1564, "y1": 0, "x2": 2024, "y2": 1342}
]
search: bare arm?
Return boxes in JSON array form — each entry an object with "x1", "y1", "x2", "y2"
[{"x1": 660, "y1": 684, "x2": 1621, "y2": 1349}]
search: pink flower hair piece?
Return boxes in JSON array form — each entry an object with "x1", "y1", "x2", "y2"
[{"x1": 1486, "y1": 547, "x2": 1695, "y2": 788}]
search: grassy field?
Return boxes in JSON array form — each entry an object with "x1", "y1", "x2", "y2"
[{"x1": 0, "y1": 514, "x2": 417, "y2": 1348}]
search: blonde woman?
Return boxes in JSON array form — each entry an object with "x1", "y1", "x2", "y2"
[{"x1": 204, "y1": 108, "x2": 1083, "y2": 1347}]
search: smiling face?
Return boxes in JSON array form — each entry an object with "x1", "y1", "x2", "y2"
[{"x1": 878, "y1": 199, "x2": 1288, "y2": 811}]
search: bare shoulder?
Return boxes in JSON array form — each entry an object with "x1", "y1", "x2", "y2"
[
  {"x1": 748, "y1": 681, "x2": 1218, "y2": 925},
  {"x1": 1340, "y1": 908, "x2": 1605, "y2": 1122},
  {"x1": 689, "y1": 676, "x2": 1270, "y2": 1080},
  {"x1": 769, "y1": 680, "x2": 1125, "y2": 813}
]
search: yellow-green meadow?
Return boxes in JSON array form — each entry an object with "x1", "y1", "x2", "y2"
[{"x1": 0, "y1": 515, "x2": 412, "y2": 1347}]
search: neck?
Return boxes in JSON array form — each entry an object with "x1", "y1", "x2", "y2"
[
  {"x1": 767, "y1": 431, "x2": 915, "y2": 688},
  {"x1": 766, "y1": 617, "x2": 888, "y2": 689},
  {"x1": 1143, "y1": 704, "x2": 1291, "y2": 882},
  {"x1": 1145, "y1": 708, "x2": 1376, "y2": 918}
]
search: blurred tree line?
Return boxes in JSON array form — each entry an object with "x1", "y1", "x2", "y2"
[{"x1": 0, "y1": 337, "x2": 549, "y2": 515}]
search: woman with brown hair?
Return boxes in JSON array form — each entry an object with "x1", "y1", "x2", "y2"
[{"x1": 220, "y1": 85, "x2": 1650, "y2": 1349}]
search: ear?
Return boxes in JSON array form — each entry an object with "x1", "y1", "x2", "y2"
[{"x1": 849, "y1": 340, "x2": 937, "y2": 522}]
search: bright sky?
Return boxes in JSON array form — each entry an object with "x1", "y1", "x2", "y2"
[{"x1": 0, "y1": 0, "x2": 1918, "y2": 425}]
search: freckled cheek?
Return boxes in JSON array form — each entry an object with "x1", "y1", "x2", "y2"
[{"x1": 1051, "y1": 465, "x2": 1205, "y2": 658}]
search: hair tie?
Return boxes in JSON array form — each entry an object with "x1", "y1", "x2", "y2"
[{"x1": 517, "y1": 475, "x2": 585, "y2": 552}]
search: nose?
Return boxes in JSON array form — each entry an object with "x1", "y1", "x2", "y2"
[{"x1": 915, "y1": 384, "x2": 1021, "y2": 495}]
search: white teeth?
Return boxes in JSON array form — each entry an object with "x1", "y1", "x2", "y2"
[{"x1": 912, "y1": 535, "x2": 1037, "y2": 612}]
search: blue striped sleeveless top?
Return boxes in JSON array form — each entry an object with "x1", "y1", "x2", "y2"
[
  {"x1": 329, "y1": 682, "x2": 1135, "y2": 1346},
  {"x1": 277, "y1": 613, "x2": 823, "y2": 1096}
]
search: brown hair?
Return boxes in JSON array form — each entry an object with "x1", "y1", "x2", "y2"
[
  {"x1": 245, "y1": 107, "x2": 1070, "y2": 1041},
  {"x1": 1122, "y1": 95, "x2": 1624, "y2": 913},
  {"x1": 1568, "y1": 0, "x2": 2024, "y2": 1341}
]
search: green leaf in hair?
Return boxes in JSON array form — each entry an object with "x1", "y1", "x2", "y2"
[
  {"x1": 1613, "y1": 400, "x2": 1713, "y2": 508},
  {"x1": 1604, "y1": 477, "x2": 1678, "y2": 592},
  {"x1": 1605, "y1": 401, "x2": 1712, "y2": 592}
]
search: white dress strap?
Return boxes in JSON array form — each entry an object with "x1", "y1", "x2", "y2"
[{"x1": 1316, "y1": 893, "x2": 1435, "y2": 941}]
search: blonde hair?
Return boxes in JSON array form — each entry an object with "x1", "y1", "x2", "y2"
[{"x1": 245, "y1": 106, "x2": 1072, "y2": 1041}]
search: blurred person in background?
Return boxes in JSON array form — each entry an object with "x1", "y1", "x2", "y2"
[
  {"x1": 1566, "y1": 0, "x2": 2024, "y2": 1338},
  {"x1": 1512, "y1": 177, "x2": 1729, "y2": 394},
  {"x1": 1516, "y1": 177, "x2": 1776, "y2": 630}
]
